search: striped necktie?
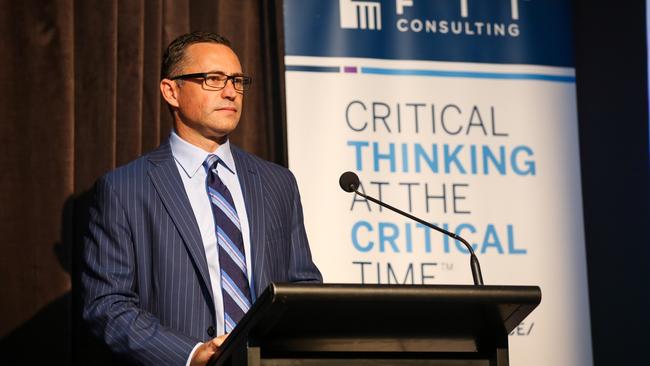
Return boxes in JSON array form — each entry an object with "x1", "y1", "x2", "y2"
[{"x1": 204, "y1": 154, "x2": 252, "y2": 333}]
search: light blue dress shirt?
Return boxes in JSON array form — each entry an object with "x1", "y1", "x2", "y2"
[{"x1": 169, "y1": 131, "x2": 254, "y2": 338}]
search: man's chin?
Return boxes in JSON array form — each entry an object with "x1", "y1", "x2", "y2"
[{"x1": 207, "y1": 124, "x2": 238, "y2": 140}]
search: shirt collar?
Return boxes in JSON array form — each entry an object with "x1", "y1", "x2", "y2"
[{"x1": 169, "y1": 130, "x2": 236, "y2": 178}]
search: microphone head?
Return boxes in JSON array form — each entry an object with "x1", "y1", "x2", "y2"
[{"x1": 339, "y1": 171, "x2": 360, "y2": 192}]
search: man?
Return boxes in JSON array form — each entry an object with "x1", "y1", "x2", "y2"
[{"x1": 82, "y1": 31, "x2": 322, "y2": 366}]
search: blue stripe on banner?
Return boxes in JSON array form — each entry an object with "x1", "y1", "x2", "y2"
[
  {"x1": 286, "y1": 65, "x2": 341, "y2": 73},
  {"x1": 360, "y1": 67, "x2": 575, "y2": 83}
]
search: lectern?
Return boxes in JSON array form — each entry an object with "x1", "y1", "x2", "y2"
[{"x1": 209, "y1": 283, "x2": 541, "y2": 366}]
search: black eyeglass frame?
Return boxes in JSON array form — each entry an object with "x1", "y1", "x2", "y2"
[{"x1": 169, "y1": 72, "x2": 252, "y2": 91}]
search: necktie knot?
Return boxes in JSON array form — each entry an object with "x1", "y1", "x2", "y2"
[{"x1": 204, "y1": 154, "x2": 219, "y2": 172}]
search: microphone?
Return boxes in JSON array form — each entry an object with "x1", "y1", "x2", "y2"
[
  {"x1": 339, "y1": 171, "x2": 360, "y2": 192},
  {"x1": 339, "y1": 171, "x2": 484, "y2": 286}
]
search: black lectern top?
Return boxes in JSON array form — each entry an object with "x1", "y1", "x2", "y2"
[{"x1": 209, "y1": 283, "x2": 541, "y2": 365}]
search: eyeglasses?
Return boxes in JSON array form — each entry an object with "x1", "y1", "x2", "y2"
[{"x1": 170, "y1": 72, "x2": 252, "y2": 91}]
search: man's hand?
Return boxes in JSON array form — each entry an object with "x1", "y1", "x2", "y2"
[{"x1": 190, "y1": 334, "x2": 229, "y2": 366}]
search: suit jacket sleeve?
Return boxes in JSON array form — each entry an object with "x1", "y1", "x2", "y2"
[
  {"x1": 82, "y1": 176, "x2": 198, "y2": 365},
  {"x1": 287, "y1": 171, "x2": 323, "y2": 283}
]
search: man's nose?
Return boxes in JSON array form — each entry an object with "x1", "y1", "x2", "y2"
[{"x1": 221, "y1": 78, "x2": 237, "y2": 99}]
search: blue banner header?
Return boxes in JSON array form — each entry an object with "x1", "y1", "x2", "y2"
[{"x1": 284, "y1": 0, "x2": 574, "y2": 67}]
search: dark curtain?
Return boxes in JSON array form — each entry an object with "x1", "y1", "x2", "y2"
[{"x1": 0, "y1": 0, "x2": 286, "y2": 364}]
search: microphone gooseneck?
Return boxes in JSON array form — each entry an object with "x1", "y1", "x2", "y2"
[{"x1": 338, "y1": 171, "x2": 484, "y2": 286}]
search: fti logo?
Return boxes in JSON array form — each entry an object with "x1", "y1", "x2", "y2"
[
  {"x1": 397, "y1": 0, "x2": 519, "y2": 19},
  {"x1": 340, "y1": 0, "x2": 522, "y2": 38},
  {"x1": 339, "y1": 0, "x2": 382, "y2": 30}
]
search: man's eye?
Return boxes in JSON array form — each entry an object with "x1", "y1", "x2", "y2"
[{"x1": 207, "y1": 75, "x2": 225, "y2": 82}]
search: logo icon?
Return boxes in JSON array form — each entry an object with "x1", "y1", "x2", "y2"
[
  {"x1": 339, "y1": 0, "x2": 382, "y2": 30},
  {"x1": 396, "y1": 0, "x2": 413, "y2": 15}
]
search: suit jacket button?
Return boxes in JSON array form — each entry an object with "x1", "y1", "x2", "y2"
[{"x1": 207, "y1": 326, "x2": 215, "y2": 337}]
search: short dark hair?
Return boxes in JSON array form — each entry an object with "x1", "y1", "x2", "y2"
[{"x1": 161, "y1": 31, "x2": 232, "y2": 79}]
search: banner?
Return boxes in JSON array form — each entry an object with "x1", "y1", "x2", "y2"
[{"x1": 284, "y1": 1, "x2": 592, "y2": 365}]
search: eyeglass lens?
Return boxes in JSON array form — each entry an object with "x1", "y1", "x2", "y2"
[{"x1": 205, "y1": 75, "x2": 250, "y2": 91}]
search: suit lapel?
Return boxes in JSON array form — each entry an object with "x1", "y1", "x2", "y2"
[
  {"x1": 232, "y1": 147, "x2": 267, "y2": 298},
  {"x1": 147, "y1": 141, "x2": 214, "y2": 303}
]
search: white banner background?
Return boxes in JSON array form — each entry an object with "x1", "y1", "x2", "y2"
[{"x1": 285, "y1": 56, "x2": 592, "y2": 365}]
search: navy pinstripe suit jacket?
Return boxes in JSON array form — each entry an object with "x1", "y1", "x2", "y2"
[{"x1": 82, "y1": 140, "x2": 322, "y2": 365}]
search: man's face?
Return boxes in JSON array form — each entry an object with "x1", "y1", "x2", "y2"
[{"x1": 170, "y1": 43, "x2": 244, "y2": 145}]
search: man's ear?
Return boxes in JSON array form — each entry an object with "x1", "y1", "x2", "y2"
[{"x1": 160, "y1": 79, "x2": 180, "y2": 108}]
